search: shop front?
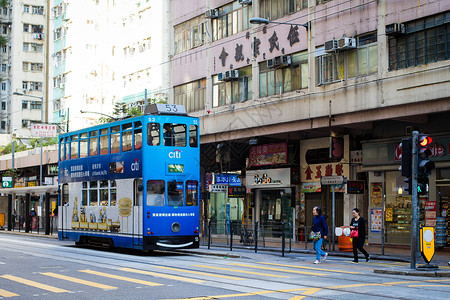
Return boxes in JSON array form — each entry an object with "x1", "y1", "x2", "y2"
[
  {"x1": 363, "y1": 136, "x2": 450, "y2": 246},
  {"x1": 246, "y1": 168, "x2": 299, "y2": 238}
]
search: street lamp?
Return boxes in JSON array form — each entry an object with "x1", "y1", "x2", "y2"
[
  {"x1": 249, "y1": 17, "x2": 309, "y2": 30},
  {"x1": 13, "y1": 92, "x2": 44, "y2": 187}
]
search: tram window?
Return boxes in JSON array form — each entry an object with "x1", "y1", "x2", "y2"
[
  {"x1": 82, "y1": 182, "x2": 88, "y2": 206},
  {"x1": 135, "y1": 121, "x2": 142, "y2": 150},
  {"x1": 100, "y1": 180, "x2": 108, "y2": 206},
  {"x1": 147, "y1": 180, "x2": 165, "y2": 206},
  {"x1": 65, "y1": 137, "x2": 69, "y2": 160},
  {"x1": 123, "y1": 123, "x2": 133, "y2": 152},
  {"x1": 134, "y1": 178, "x2": 143, "y2": 206},
  {"x1": 110, "y1": 180, "x2": 117, "y2": 206},
  {"x1": 89, "y1": 131, "x2": 98, "y2": 156},
  {"x1": 168, "y1": 180, "x2": 184, "y2": 206},
  {"x1": 147, "y1": 123, "x2": 160, "y2": 146},
  {"x1": 111, "y1": 125, "x2": 120, "y2": 153},
  {"x1": 89, "y1": 181, "x2": 98, "y2": 206},
  {"x1": 80, "y1": 133, "x2": 88, "y2": 158},
  {"x1": 164, "y1": 123, "x2": 186, "y2": 147},
  {"x1": 70, "y1": 135, "x2": 78, "y2": 159},
  {"x1": 99, "y1": 128, "x2": 109, "y2": 155},
  {"x1": 186, "y1": 180, "x2": 198, "y2": 206},
  {"x1": 59, "y1": 138, "x2": 64, "y2": 161},
  {"x1": 189, "y1": 125, "x2": 198, "y2": 148}
]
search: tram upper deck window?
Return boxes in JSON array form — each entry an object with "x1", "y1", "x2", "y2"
[
  {"x1": 80, "y1": 133, "x2": 88, "y2": 158},
  {"x1": 89, "y1": 131, "x2": 98, "y2": 156},
  {"x1": 99, "y1": 128, "x2": 109, "y2": 155},
  {"x1": 147, "y1": 123, "x2": 160, "y2": 146},
  {"x1": 135, "y1": 121, "x2": 142, "y2": 150},
  {"x1": 147, "y1": 180, "x2": 165, "y2": 206},
  {"x1": 186, "y1": 180, "x2": 198, "y2": 206},
  {"x1": 70, "y1": 135, "x2": 78, "y2": 159},
  {"x1": 163, "y1": 123, "x2": 186, "y2": 147},
  {"x1": 111, "y1": 125, "x2": 120, "y2": 154},
  {"x1": 59, "y1": 138, "x2": 64, "y2": 161},
  {"x1": 189, "y1": 125, "x2": 198, "y2": 147},
  {"x1": 122, "y1": 123, "x2": 132, "y2": 152},
  {"x1": 168, "y1": 180, "x2": 184, "y2": 206}
]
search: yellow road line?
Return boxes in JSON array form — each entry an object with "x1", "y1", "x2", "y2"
[
  {"x1": 192, "y1": 265, "x2": 288, "y2": 278},
  {"x1": 260, "y1": 262, "x2": 360, "y2": 274},
  {"x1": 409, "y1": 284, "x2": 450, "y2": 287},
  {"x1": 79, "y1": 270, "x2": 163, "y2": 286},
  {"x1": 229, "y1": 263, "x2": 325, "y2": 276},
  {"x1": 118, "y1": 268, "x2": 204, "y2": 283},
  {"x1": 154, "y1": 266, "x2": 244, "y2": 280},
  {"x1": 0, "y1": 288, "x2": 19, "y2": 297},
  {"x1": 41, "y1": 272, "x2": 117, "y2": 290},
  {"x1": 165, "y1": 288, "x2": 321, "y2": 300},
  {"x1": 0, "y1": 274, "x2": 69, "y2": 293}
]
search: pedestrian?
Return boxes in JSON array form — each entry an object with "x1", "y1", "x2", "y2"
[
  {"x1": 350, "y1": 208, "x2": 370, "y2": 263},
  {"x1": 311, "y1": 206, "x2": 328, "y2": 264}
]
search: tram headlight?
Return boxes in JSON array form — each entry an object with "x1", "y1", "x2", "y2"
[{"x1": 171, "y1": 222, "x2": 181, "y2": 233}]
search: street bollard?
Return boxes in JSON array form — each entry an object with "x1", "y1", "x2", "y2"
[
  {"x1": 281, "y1": 222, "x2": 285, "y2": 257},
  {"x1": 230, "y1": 220, "x2": 233, "y2": 251},
  {"x1": 208, "y1": 219, "x2": 211, "y2": 250},
  {"x1": 254, "y1": 221, "x2": 258, "y2": 253}
]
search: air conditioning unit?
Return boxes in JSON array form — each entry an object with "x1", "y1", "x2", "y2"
[
  {"x1": 336, "y1": 37, "x2": 356, "y2": 51},
  {"x1": 386, "y1": 23, "x2": 405, "y2": 36},
  {"x1": 218, "y1": 70, "x2": 239, "y2": 81},
  {"x1": 205, "y1": 9, "x2": 219, "y2": 19},
  {"x1": 267, "y1": 55, "x2": 292, "y2": 68},
  {"x1": 238, "y1": 0, "x2": 252, "y2": 5},
  {"x1": 324, "y1": 39, "x2": 337, "y2": 52}
]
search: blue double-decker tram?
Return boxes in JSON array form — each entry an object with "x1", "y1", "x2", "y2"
[{"x1": 57, "y1": 104, "x2": 200, "y2": 250}]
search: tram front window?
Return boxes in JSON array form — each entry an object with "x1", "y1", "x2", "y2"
[
  {"x1": 168, "y1": 180, "x2": 183, "y2": 206},
  {"x1": 147, "y1": 180, "x2": 165, "y2": 206}
]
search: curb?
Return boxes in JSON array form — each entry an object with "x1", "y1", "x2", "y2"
[{"x1": 374, "y1": 268, "x2": 450, "y2": 277}]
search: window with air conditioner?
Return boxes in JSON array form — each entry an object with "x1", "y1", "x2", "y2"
[{"x1": 213, "y1": 66, "x2": 252, "y2": 107}]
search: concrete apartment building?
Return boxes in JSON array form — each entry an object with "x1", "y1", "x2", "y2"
[
  {"x1": 51, "y1": 0, "x2": 170, "y2": 131},
  {"x1": 172, "y1": 0, "x2": 450, "y2": 246},
  {"x1": 0, "y1": 0, "x2": 48, "y2": 145}
]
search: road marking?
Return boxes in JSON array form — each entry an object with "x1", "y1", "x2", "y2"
[
  {"x1": 260, "y1": 262, "x2": 360, "y2": 274},
  {"x1": 164, "y1": 287, "x2": 321, "y2": 300},
  {"x1": 79, "y1": 270, "x2": 163, "y2": 286},
  {"x1": 0, "y1": 274, "x2": 69, "y2": 293},
  {"x1": 118, "y1": 268, "x2": 205, "y2": 283},
  {"x1": 0, "y1": 288, "x2": 19, "y2": 297},
  {"x1": 154, "y1": 266, "x2": 244, "y2": 280},
  {"x1": 328, "y1": 283, "x2": 381, "y2": 289},
  {"x1": 229, "y1": 263, "x2": 326, "y2": 276},
  {"x1": 41, "y1": 272, "x2": 118, "y2": 290},
  {"x1": 192, "y1": 265, "x2": 288, "y2": 278},
  {"x1": 409, "y1": 284, "x2": 450, "y2": 287}
]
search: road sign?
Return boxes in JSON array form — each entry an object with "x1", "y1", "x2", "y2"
[
  {"x1": 2, "y1": 177, "x2": 12, "y2": 188},
  {"x1": 320, "y1": 176, "x2": 346, "y2": 185},
  {"x1": 420, "y1": 226, "x2": 435, "y2": 264}
]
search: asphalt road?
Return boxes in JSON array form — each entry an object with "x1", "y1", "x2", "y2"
[{"x1": 1, "y1": 234, "x2": 450, "y2": 299}]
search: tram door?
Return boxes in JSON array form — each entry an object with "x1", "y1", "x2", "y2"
[{"x1": 133, "y1": 179, "x2": 143, "y2": 246}]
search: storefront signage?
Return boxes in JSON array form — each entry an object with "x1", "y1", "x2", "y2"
[
  {"x1": 425, "y1": 200, "x2": 437, "y2": 227},
  {"x1": 370, "y1": 183, "x2": 383, "y2": 206},
  {"x1": 228, "y1": 186, "x2": 246, "y2": 198},
  {"x1": 214, "y1": 174, "x2": 241, "y2": 186},
  {"x1": 249, "y1": 142, "x2": 287, "y2": 167},
  {"x1": 209, "y1": 184, "x2": 228, "y2": 193},
  {"x1": 31, "y1": 124, "x2": 57, "y2": 138},
  {"x1": 347, "y1": 181, "x2": 365, "y2": 194},
  {"x1": 48, "y1": 165, "x2": 58, "y2": 176},
  {"x1": 320, "y1": 176, "x2": 346, "y2": 185},
  {"x1": 370, "y1": 208, "x2": 382, "y2": 232},
  {"x1": 246, "y1": 168, "x2": 291, "y2": 188},
  {"x1": 302, "y1": 182, "x2": 321, "y2": 193},
  {"x1": 2, "y1": 177, "x2": 12, "y2": 188}
]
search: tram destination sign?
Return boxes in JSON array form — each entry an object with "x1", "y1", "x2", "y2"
[{"x1": 320, "y1": 176, "x2": 346, "y2": 185}]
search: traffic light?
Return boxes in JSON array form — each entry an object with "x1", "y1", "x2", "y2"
[
  {"x1": 417, "y1": 134, "x2": 435, "y2": 195},
  {"x1": 400, "y1": 138, "x2": 412, "y2": 194}
]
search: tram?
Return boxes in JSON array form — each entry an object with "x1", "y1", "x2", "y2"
[{"x1": 57, "y1": 104, "x2": 200, "y2": 250}]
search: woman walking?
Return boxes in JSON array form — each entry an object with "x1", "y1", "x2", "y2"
[
  {"x1": 311, "y1": 206, "x2": 328, "y2": 264},
  {"x1": 350, "y1": 208, "x2": 370, "y2": 263}
]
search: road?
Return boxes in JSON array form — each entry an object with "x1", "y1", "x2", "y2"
[{"x1": 0, "y1": 234, "x2": 450, "y2": 299}]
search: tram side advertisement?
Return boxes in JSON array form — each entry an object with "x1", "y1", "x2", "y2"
[{"x1": 59, "y1": 151, "x2": 142, "y2": 183}]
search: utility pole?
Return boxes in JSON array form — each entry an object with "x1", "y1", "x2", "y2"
[{"x1": 410, "y1": 131, "x2": 418, "y2": 269}]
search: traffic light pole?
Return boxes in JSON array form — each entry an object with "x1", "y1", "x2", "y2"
[{"x1": 411, "y1": 131, "x2": 419, "y2": 269}]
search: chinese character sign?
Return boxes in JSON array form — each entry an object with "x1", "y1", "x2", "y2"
[
  {"x1": 249, "y1": 142, "x2": 287, "y2": 167},
  {"x1": 31, "y1": 124, "x2": 57, "y2": 137}
]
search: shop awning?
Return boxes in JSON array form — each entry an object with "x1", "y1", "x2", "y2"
[{"x1": 0, "y1": 185, "x2": 58, "y2": 196}]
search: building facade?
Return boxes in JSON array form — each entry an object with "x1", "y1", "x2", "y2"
[
  {"x1": 0, "y1": 0, "x2": 48, "y2": 145},
  {"x1": 172, "y1": 0, "x2": 450, "y2": 245}
]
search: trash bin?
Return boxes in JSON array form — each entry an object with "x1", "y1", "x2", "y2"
[{"x1": 338, "y1": 226, "x2": 353, "y2": 252}]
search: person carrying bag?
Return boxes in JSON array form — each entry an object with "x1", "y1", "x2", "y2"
[
  {"x1": 350, "y1": 208, "x2": 370, "y2": 263},
  {"x1": 311, "y1": 206, "x2": 328, "y2": 264}
]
